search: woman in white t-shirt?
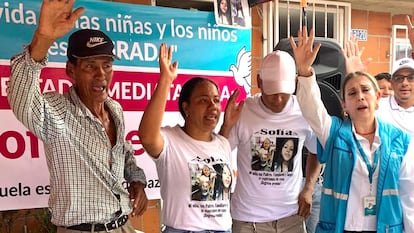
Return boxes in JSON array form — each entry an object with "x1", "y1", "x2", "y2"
[{"x1": 139, "y1": 43, "x2": 243, "y2": 233}]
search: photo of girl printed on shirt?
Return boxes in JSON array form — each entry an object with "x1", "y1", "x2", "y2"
[
  {"x1": 272, "y1": 137, "x2": 299, "y2": 172},
  {"x1": 251, "y1": 136, "x2": 299, "y2": 172},
  {"x1": 190, "y1": 163, "x2": 232, "y2": 201},
  {"x1": 251, "y1": 137, "x2": 276, "y2": 171}
]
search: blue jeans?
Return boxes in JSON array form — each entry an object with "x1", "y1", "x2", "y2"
[
  {"x1": 304, "y1": 179, "x2": 322, "y2": 233},
  {"x1": 163, "y1": 226, "x2": 231, "y2": 233}
]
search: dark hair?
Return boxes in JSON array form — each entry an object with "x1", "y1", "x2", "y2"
[
  {"x1": 178, "y1": 77, "x2": 219, "y2": 118},
  {"x1": 68, "y1": 56, "x2": 77, "y2": 64},
  {"x1": 374, "y1": 72, "x2": 391, "y2": 81},
  {"x1": 272, "y1": 137, "x2": 298, "y2": 172},
  {"x1": 217, "y1": 0, "x2": 232, "y2": 24},
  {"x1": 212, "y1": 164, "x2": 232, "y2": 200},
  {"x1": 341, "y1": 71, "x2": 379, "y2": 100}
]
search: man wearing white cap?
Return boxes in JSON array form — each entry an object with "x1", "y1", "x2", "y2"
[
  {"x1": 220, "y1": 50, "x2": 321, "y2": 233},
  {"x1": 376, "y1": 57, "x2": 414, "y2": 135},
  {"x1": 376, "y1": 16, "x2": 414, "y2": 135}
]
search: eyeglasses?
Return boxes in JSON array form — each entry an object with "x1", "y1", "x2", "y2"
[{"x1": 392, "y1": 74, "x2": 414, "y2": 83}]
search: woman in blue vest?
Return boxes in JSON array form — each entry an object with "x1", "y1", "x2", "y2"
[{"x1": 289, "y1": 27, "x2": 414, "y2": 233}]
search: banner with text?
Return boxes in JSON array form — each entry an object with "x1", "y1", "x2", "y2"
[{"x1": 0, "y1": 0, "x2": 251, "y2": 210}]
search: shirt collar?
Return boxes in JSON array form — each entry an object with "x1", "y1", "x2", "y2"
[{"x1": 390, "y1": 96, "x2": 414, "y2": 112}]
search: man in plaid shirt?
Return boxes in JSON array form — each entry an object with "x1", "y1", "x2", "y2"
[{"x1": 7, "y1": 0, "x2": 148, "y2": 232}]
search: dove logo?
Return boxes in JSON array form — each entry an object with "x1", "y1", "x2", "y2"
[{"x1": 230, "y1": 46, "x2": 252, "y2": 95}]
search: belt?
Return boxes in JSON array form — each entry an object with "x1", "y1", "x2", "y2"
[{"x1": 67, "y1": 215, "x2": 128, "y2": 232}]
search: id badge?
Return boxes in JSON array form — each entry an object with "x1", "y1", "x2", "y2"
[{"x1": 363, "y1": 195, "x2": 376, "y2": 216}]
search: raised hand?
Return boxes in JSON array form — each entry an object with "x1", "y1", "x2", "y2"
[
  {"x1": 30, "y1": 0, "x2": 84, "y2": 61},
  {"x1": 219, "y1": 89, "x2": 245, "y2": 138},
  {"x1": 342, "y1": 34, "x2": 371, "y2": 73},
  {"x1": 289, "y1": 26, "x2": 321, "y2": 77},
  {"x1": 37, "y1": 0, "x2": 84, "y2": 41},
  {"x1": 159, "y1": 43, "x2": 179, "y2": 84},
  {"x1": 138, "y1": 43, "x2": 179, "y2": 158}
]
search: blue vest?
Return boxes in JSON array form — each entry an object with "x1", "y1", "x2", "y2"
[{"x1": 316, "y1": 117, "x2": 411, "y2": 233}]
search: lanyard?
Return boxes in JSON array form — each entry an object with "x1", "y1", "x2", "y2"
[{"x1": 354, "y1": 135, "x2": 379, "y2": 189}]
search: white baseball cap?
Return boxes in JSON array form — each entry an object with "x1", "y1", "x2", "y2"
[
  {"x1": 392, "y1": 57, "x2": 414, "y2": 76},
  {"x1": 259, "y1": 50, "x2": 296, "y2": 95}
]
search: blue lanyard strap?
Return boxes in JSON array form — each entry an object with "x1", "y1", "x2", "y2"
[{"x1": 354, "y1": 135, "x2": 379, "y2": 185}]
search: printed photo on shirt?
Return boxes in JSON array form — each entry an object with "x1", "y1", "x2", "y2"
[
  {"x1": 189, "y1": 163, "x2": 232, "y2": 201},
  {"x1": 272, "y1": 137, "x2": 299, "y2": 172},
  {"x1": 251, "y1": 137, "x2": 276, "y2": 171}
]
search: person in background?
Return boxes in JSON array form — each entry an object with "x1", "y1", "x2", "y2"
[
  {"x1": 374, "y1": 72, "x2": 393, "y2": 97},
  {"x1": 292, "y1": 26, "x2": 414, "y2": 233},
  {"x1": 220, "y1": 50, "x2": 320, "y2": 233},
  {"x1": 376, "y1": 59, "x2": 414, "y2": 135},
  {"x1": 7, "y1": 0, "x2": 148, "y2": 232},
  {"x1": 370, "y1": 16, "x2": 414, "y2": 135},
  {"x1": 138, "y1": 43, "x2": 243, "y2": 232}
]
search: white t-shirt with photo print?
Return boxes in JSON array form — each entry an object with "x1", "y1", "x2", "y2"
[
  {"x1": 155, "y1": 125, "x2": 233, "y2": 231},
  {"x1": 228, "y1": 94, "x2": 317, "y2": 222}
]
